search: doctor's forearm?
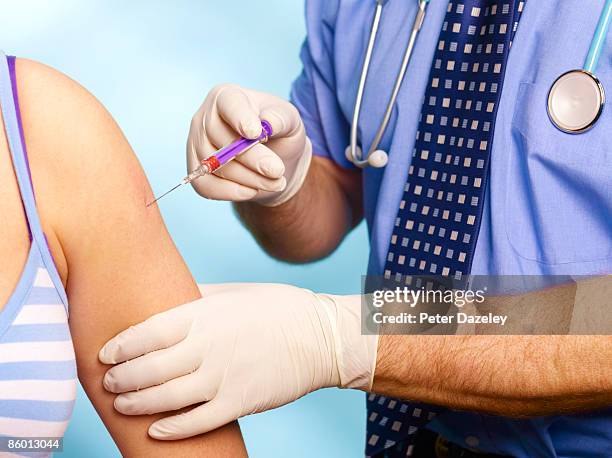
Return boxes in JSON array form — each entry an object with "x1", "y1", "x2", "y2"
[
  {"x1": 372, "y1": 334, "x2": 612, "y2": 417},
  {"x1": 235, "y1": 156, "x2": 363, "y2": 263}
]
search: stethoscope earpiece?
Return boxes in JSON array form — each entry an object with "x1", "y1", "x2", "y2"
[
  {"x1": 368, "y1": 150, "x2": 388, "y2": 168},
  {"x1": 345, "y1": 145, "x2": 388, "y2": 168},
  {"x1": 345, "y1": 145, "x2": 361, "y2": 163}
]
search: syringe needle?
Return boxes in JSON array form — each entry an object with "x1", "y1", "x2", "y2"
[
  {"x1": 146, "y1": 182, "x2": 184, "y2": 207},
  {"x1": 146, "y1": 164, "x2": 205, "y2": 207}
]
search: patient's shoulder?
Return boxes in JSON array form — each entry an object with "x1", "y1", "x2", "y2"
[
  {"x1": 15, "y1": 58, "x2": 129, "y2": 167},
  {"x1": 15, "y1": 56, "x2": 151, "y2": 204},
  {"x1": 13, "y1": 58, "x2": 155, "y2": 283},
  {"x1": 15, "y1": 58, "x2": 85, "y2": 100}
]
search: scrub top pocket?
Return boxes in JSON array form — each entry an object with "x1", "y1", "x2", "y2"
[{"x1": 506, "y1": 81, "x2": 612, "y2": 265}]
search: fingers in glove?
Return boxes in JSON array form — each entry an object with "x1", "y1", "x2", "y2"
[
  {"x1": 103, "y1": 339, "x2": 201, "y2": 393},
  {"x1": 215, "y1": 85, "x2": 262, "y2": 139},
  {"x1": 260, "y1": 104, "x2": 302, "y2": 139},
  {"x1": 191, "y1": 114, "x2": 285, "y2": 185},
  {"x1": 205, "y1": 112, "x2": 243, "y2": 151},
  {"x1": 214, "y1": 159, "x2": 286, "y2": 192},
  {"x1": 188, "y1": 121, "x2": 220, "y2": 165},
  {"x1": 99, "y1": 309, "x2": 190, "y2": 365},
  {"x1": 148, "y1": 399, "x2": 236, "y2": 440},
  {"x1": 189, "y1": 172, "x2": 258, "y2": 201},
  {"x1": 114, "y1": 372, "x2": 213, "y2": 415},
  {"x1": 231, "y1": 143, "x2": 285, "y2": 179}
]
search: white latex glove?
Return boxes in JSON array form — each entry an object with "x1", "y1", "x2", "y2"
[
  {"x1": 98, "y1": 283, "x2": 378, "y2": 440},
  {"x1": 187, "y1": 84, "x2": 312, "y2": 206}
]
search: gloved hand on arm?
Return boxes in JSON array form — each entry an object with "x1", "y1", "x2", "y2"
[
  {"x1": 99, "y1": 283, "x2": 378, "y2": 440},
  {"x1": 187, "y1": 84, "x2": 312, "y2": 206}
]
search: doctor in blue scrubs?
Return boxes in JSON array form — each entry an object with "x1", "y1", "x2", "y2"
[{"x1": 99, "y1": 1, "x2": 612, "y2": 457}]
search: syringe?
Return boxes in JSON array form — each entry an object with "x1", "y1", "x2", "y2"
[{"x1": 147, "y1": 120, "x2": 273, "y2": 207}]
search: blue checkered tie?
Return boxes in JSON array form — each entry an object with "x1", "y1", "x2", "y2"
[{"x1": 366, "y1": 1, "x2": 525, "y2": 456}]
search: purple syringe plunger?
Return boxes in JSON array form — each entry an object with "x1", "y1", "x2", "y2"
[
  {"x1": 147, "y1": 120, "x2": 273, "y2": 207},
  {"x1": 214, "y1": 119, "x2": 273, "y2": 167}
]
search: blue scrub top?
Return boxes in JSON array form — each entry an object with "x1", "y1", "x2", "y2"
[{"x1": 290, "y1": 1, "x2": 612, "y2": 457}]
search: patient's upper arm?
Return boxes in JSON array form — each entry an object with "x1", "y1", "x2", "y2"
[{"x1": 14, "y1": 58, "x2": 246, "y2": 457}]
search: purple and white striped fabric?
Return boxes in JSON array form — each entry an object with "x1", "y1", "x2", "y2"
[{"x1": 0, "y1": 52, "x2": 77, "y2": 458}]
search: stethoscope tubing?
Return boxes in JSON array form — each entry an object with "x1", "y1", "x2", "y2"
[
  {"x1": 369, "y1": 1, "x2": 427, "y2": 158},
  {"x1": 348, "y1": 0, "x2": 429, "y2": 168},
  {"x1": 584, "y1": 0, "x2": 612, "y2": 73},
  {"x1": 349, "y1": 1, "x2": 385, "y2": 167}
]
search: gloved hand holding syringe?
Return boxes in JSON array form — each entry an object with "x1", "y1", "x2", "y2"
[{"x1": 147, "y1": 120, "x2": 274, "y2": 206}]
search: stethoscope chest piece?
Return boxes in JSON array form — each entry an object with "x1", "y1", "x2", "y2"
[{"x1": 547, "y1": 69, "x2": 605, "y2": 134}]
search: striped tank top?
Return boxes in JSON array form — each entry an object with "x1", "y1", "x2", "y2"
[{"x1": 0, "y1": 52, "x2": 77, "y2": 457}]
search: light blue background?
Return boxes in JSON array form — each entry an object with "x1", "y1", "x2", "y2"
[{"x1": 0, "y1": 1, "x2": 369, "y2": 457}]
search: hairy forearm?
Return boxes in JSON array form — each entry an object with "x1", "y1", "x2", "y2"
[
  {"x1": 234, "y1": 156, "x2": 362, "y2": 263},
  {"x1": 373, "y1": 334, "x2": 612, "y2": 417},
  {"x1": 371, "y1": 278, "x2": 612, "y2": 416}
]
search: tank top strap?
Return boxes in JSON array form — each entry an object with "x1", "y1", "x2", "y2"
[{"x1": 0, "y1": 51, "x2": 68, "y2": 309}]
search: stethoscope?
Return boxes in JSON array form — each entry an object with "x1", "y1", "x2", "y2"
[
  {"x1": 347, "y1": 0, "x2": 611, "y2": 170},
  {"x1": 547, "y1": 0, "x2": 611, "y2": 134},
  {"x1": 346, "y1": 0, "x2": 430, "y2": 169}
]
